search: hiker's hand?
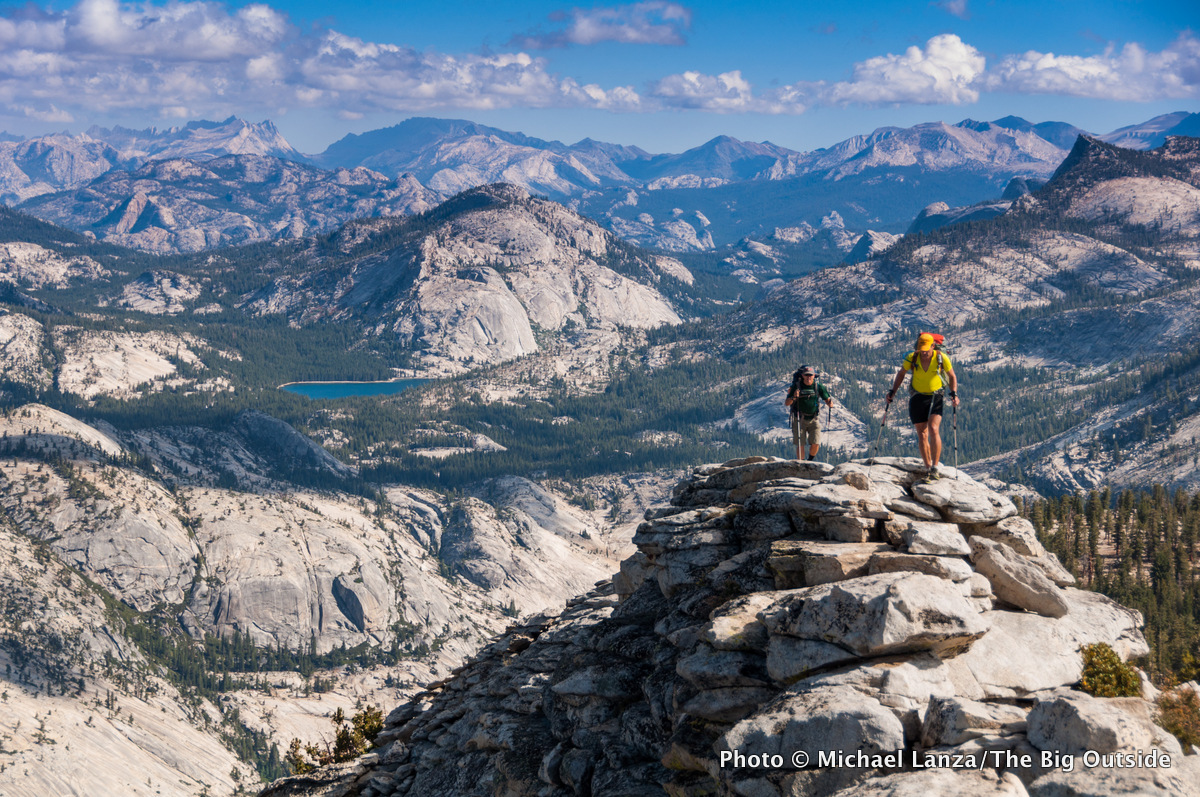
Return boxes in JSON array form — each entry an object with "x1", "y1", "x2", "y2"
[
  {"x1": 885, "y1": 390, "x2": 895, "y2": 404},
  {"x1": 950, "y1": 390, "x2": 959, "y2": 408}
]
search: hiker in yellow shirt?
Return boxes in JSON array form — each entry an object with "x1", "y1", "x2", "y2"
[{"x1": 885, "y1": 333, "x2": 959, "y2": 480}]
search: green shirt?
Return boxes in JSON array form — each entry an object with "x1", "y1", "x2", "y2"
[{"x1": 788, "y1": 380, "x2": 831, "y2": 417}]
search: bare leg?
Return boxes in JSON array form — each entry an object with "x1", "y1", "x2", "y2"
[
  {"x1": 929, "y1": 414, "x2": 943, "y2": 466},
  {"x1": 808, "y1": 445, "x2": 819, "y2": 460},
  {"x1": 914, "y1": 422, "x2": 932, "y2": 466}
]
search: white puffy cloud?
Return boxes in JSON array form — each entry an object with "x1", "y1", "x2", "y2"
[
  {"x1": 650, "y1": 70, "x2": 756, "y2": 111},
  {"x1": 653, "y1": 35, "x2": 986, "y2": 115},
  {"x1": 0, "y1": 0, "x2": 644, "y2": 123},
  {"x1": 985, "y1": 33, "x2": 1200, "y2": 101},
  {"x1": 19, "y1": 104, "x2": 74, "y2": 122},
  {"x1": 297, "y1": 33, "x2": 642, "y2": 112},
  {"x1": 65, "y1": 0, "x2": 288, "y2": 60},
  {"x1": 822, "y1": 33, "x2": 986, "y2": 105},
  {"x1": 1, "y1": 1, "x2": 1196, "y2": 130},
  {"x1": 512, "y1": 1, "x2": 691, "y2": 49}
]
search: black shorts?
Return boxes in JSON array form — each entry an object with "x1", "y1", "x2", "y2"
[{"x1": 909, "y1": 392, "x2": 944, "y2": 424}]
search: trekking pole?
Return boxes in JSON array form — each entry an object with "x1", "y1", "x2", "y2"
[
  {"x1": 953, "y1": 400, "x2": 959, "y2": 479},
  {"x1": 872, "y1": 399, "x2": 890, "y2": 460}
]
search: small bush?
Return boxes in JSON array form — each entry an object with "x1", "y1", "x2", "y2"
[
  {"x1": 1157, "y1": 689, "x2": 1200, "y2": 748},
  {"x1": 1079, "y1": 643, "x2": 1141, "y2": 697},
  {"x1": 284, "y1": 704, "x2": 385, "y2": 775}
]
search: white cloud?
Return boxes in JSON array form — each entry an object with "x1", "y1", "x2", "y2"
[
  {"x1": 1, "y1": 2, "x2": 1194, "y2": 131},
  {"x1": 985, "y1": 33, "x2": 1200, "y2": 101},
  {"x1": 20, "y1": 103, "x2": 73, "y2": 122},
  {"x1": 65, "y1": 0, "x2": 288, "y2": 60},
  {"x1": 512, "y1": 1, "x2": 691, "y2": 49},
  {"x1": 0, "y1": 0, "x2": 644, "y2": 123},
  {"x1": 658, "y1": 35, "x2": 987, "y2": 115},
  {"x1": 650, "y1": 70, "x2": 757, "y2": 111},
  {"x1": 935, "y1": 0, "x2": 969, "y2": 20},
  {"x1": 822, "y1": 33, "x2": 986, "y2": 105}
]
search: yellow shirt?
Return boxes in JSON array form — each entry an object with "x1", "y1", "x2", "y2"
[{"x1": 903, "y1": 350, "x2": 953, "y2": 394}]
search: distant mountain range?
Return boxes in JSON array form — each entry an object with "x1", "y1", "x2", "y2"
[
  {"x1": 1, "y1": 111, "x2": 1197, "y2": 254},
  {"x1": 722, "y1": 133, "x2": 1200, "y2": 492}
]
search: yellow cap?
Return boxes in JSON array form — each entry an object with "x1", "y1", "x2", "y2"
[{"x1": 916, "y1": 333, "x2": 935, "y2": 352}]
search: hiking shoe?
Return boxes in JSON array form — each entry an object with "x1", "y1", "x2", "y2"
[{"x1": 926, "y1": 466, "x2": 941, "y2": 482}]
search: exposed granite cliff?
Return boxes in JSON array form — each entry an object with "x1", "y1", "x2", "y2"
[{"x1": 261, "y1": 456, "x2": 1198, "y2": 797}]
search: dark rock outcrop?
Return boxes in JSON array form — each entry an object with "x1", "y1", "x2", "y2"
[{"x1": 261, "y1": 456, "x2": 1195, "y2": 797}]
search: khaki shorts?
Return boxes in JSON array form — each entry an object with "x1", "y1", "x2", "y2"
[{"x1": 791, "y1": 413, "x2": 821, "y2": 449}]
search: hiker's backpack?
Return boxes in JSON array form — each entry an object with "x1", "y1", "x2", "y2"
[
  {"x1": 905, "y1": 334, "x2": 949, "y2": 394},
  {"x1": 786, "y1": 369, "x2": 827, "y2": 416}
]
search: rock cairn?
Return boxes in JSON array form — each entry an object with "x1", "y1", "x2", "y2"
[{"x1": 261, "y1": 457, "x2": 1199, "y2": 797}]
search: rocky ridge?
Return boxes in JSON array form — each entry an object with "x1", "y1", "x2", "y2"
[
  {"x1": 3, "y1": 113, "x2": 1128, "y2": 254},
  {"x1": 0, "y1": 118, "x2": 301, "y2": 206},
  {"x1": 262, "y1": 456, "x2": 1197, "y2": 797},
  {"x1": 20, "y1": 155, "x2": 440, "y2": 254},
  {"x1": 0, "y1": 402, "x2": 650, "y2": 796}
]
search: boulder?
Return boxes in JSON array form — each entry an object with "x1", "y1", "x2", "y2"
[
  {"x1": 828, "y1": 769, "x2": 1030, "y2": 796},
  {"x1": 844, "y1": 471, "x2": 874, "y2": 491},
  {"x1": 768, "y1": 541, "x2": 892, "y2": 588},
  {"x1": 921, "y1": 696, "x2": 1028, "y2": 747},
  {"x1": 697, "y1": 458, "x2": 833, "y2": 490},
  {"x1": 829, "y1": 461, "x2": 912, "y2": 487},
  {"x1": 912, "y1": 478, "x2": 1017, "y2": 524},
  {"x1": 865, "y1": 457, "x2": 942, "y2": 479},
  {"x1": 946, "y1": 590, "x2": 1148, "y2": 698},
  {"x1": 705, "y1": 592, "x2": 776, "y2": 652},
  {"x1": 1026, "y1": 754, "x2": 1200, "y2": 797},
  {"x1": 707, "y1": 548, "x2": 775, "y2": 595},
  {"x1": 887, "y1": 496, "x2": 944, "y2": 522},
  {"x1": 868, "y1": 551, "x2": 973, "y2": 583},
  {"x1": 1026, "y1": 553, "x2": 1076, "y2": 588},
  {"x1": 758, "y1": 573, "x2": 991, "y2": 658},
  {"x1": 680, "y1": 686, "x2": 778, "y2": 723},
  {"x1": 676, "y1": 647, "x2": 771, "y2": 689},
  {"x1": 1026, "y1": 691, "x2": 1178, "y2": 756},
  {"x1": 614, "y1": 552, "x2": 652, "y2": 599},
  {"x1": 969, "y1": 537, "x2": 1069, "y2": 618},
  {"x1": 766, "y1": 636, "x2": 859, "y2": 684},
  {"x1": 550, "y1": 664, "x2": 644, "y2": 701},
  {"x1": 902, "y1": 521, "x2": 972, "y2": 556},
  {"x1": 962, "y1": 573, "x2": 994, "y2": 598},
  {"x1": 962, "y1": 516, "x2": 1045, "y2": 558},
  {"x1": 717, "y1": 684, "x2": 905, "y2": 773},
  {"x1": 633, "y1": 523, "x2": 738, "y2": 554},
  {"x1": 735, "y1": 511, "x2": 802, "y2": 542},
  {"x1": 654, "y1": 544, "x2": 741, "y2": 596},
  {"x1": 818, "y1": 513, "x2": 880, "y2": 543},
  {"x1": 747, "y1": 482, "x2": 891, "y2": 519}
]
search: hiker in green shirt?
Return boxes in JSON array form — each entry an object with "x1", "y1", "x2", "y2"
[{"x1": 785, "y1": 366, "x2": 833, "y2": 461}]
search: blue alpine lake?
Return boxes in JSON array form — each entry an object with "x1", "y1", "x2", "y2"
[{"x1": 280, "y1": 379, "x2": 431, "y2": 399}]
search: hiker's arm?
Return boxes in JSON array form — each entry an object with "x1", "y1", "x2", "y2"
[
  {"x1": 822, "y1": 384, "x2": 833, "y2": 407},
  {"x1": 886, "y1": 368, "x2": 907, "y2": 402},
  {"x1": 947, "y1": 368, "x2": 959, "y2": 407}
]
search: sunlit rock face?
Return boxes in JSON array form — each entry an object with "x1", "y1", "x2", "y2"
[{"x1": 263, "y1": 455, "x2": 1196, "y2": 797}]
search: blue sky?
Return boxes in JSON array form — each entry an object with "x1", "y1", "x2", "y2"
[{"x1": 0, "y1": 0, "x2": 1196, "y2": 153}]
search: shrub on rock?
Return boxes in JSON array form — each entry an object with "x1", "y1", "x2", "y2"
[{"x1": 1080, "y1": 642, "x2": 1141, "y2": 698}]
